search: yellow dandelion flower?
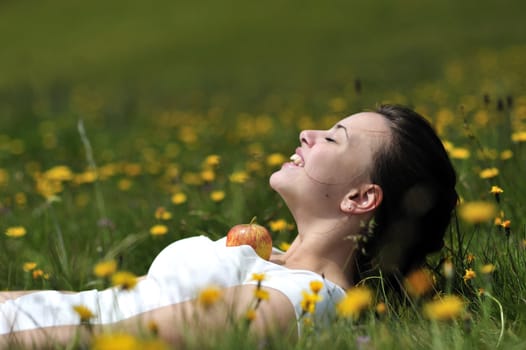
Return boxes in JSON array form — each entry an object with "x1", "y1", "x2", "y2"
[
  {"x1": 501, "y1": 220, "x2": 511, "y2": 229},
  {"x1": 266, "y1": 153, "x2": 287, "y2": 167},
  {"x1": 73, "y1": 305, "x2": 95, "y2": 322},
  {"x1": 336, "y1": 287, "x2": 372, "y2": 319},
  {"x1": 198, "y1": 286, "x2": 222, "y2": 309},
  {"x1": 300, "y1": 291, "x2": 322, "y2": 314},
  {"x1": 479, "y1": 167, "x2": 499, "y2": 179},
  {"x1": 511, "y1": 131, "x2": 526, "y2": 142},
  {"x1": 32, "y1": 269, "x2": 44, "y2": 279},
  {"x1": 245, "y1": 309, "x2": 257, "y2": 322},
  {"x1": 480, "y1": 264, "x2": 496, "y2": 274},
  {"x1": 92, "y1": 332, "x2": 140, "y2": 350},
  {"x1": 375, "y1": 302, "x2": 387, "y2": 315},
  {"x1": 200, "y1": 169, "x2": 216, "y2": 182},
  {"x1": 5, "y1": 226, "x2": 26, "y2": 238},
  {"x1": 171, "y1": 192, "x2": 187, "y2": 205},
  {"x1": 458, "y1": 201, "x2": 496, "y2": 224},
  {"x1": 500, "y1": 149, "x2": 513, "y2": 160},
  {"x1": 112, "y1": 271, "x2": 138, "y2": 290},
  {"x1": 463, "y1": 268, "x2": 476, "y2": 282},
  {"x1": 15, "y1": 192, "x2": 27, "y2": 207},
  {"x1": 466, "y1": 253, "x2": 475, "y2": 264},
  {"x1": 23, "y1": 262, "x2": 37, "y2": 272},
  {"x1": 154, "y1": 207, "x2": 172, "y2": 220},
  {"x1": 210, "y1": 190, "x2": 225, "y2": 202},
  {"x1": 93, "y1": 260, "x2": 118, "y2": 278},
  {"x1": 404, "y1": 268, "x2": 435, "y2": 297},
  {"x1": 279, "y1": 242, "x2": 291, "y2": 252},
  {"x1": 490, "y1": 186, "x2": 503, "y2": 194},
  {"x1": 449, "y1": 148, "x2": 470, "y2": 159},
  {"x1": 251, "y1": 273, "x2": 266, "y2": 282},
  {"x1": 117, "y1": 178, "x2": 133, "y2": 191},
  {"x1": 423, "y1": 295, "x2": 465, "y2": 321},
  {"x1": 309, "y1": 281, "x2": 324, "y2": 294},
  {"x1": 44, "y1": 165, "x2": 73, "y2": 182},
  {"x1": 229, "y1": 171, "x2": 249, "y2": 184},
  {"x1": 204, "y1": 154, "x2": 221, "y2": 167},
  {"x1": 494, "y1": 217, "x2": 502, "y2": 226},
  {"x1": 150, "y1": 224, "x2": 168, "y2": 236},
  {"x1": 269, "y1": 219, "x2": 288, "y2": 232},
  {"x1": 254, "y1": 289, "x2": 270, "y2": 301}
]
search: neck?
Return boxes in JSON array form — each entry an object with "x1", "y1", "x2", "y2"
[{"x1": 278, "y1": 215, "x2": 361, "y2": 289}]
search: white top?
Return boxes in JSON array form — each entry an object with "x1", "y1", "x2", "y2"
[{"x1": 0, "y1": 236, "x2": 345, "y2": 334}]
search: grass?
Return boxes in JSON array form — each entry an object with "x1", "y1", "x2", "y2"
[{"x1": 1, "y1": 0, "x2": 526, "y2": 348}]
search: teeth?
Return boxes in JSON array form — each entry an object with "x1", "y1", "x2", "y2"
[{"x1": 290, "y1": 154, "x2": 304, "y2": 166}]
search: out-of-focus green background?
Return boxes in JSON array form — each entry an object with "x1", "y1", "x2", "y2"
[{"x1": 1, "y1": 0, "x2": 524, "y2": 114}]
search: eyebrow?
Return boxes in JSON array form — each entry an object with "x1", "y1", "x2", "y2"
[{"x1": 335, "y1": 124, "x2": 349, "y2": 139}]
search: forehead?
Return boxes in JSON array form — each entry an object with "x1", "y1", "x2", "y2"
[{"x1": 338, "y1": 112, "x2": 391, "y2": 134}]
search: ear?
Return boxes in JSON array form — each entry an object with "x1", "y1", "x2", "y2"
[{"x1": 340, "y1": 184, "x2": 383, "y2": 215}]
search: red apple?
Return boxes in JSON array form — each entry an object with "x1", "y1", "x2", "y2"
[{"x1": 226, "y1": 218, "x2": 273, "y2": 260}]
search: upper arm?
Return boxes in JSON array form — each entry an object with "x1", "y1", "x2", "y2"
[{"x1": 114, "y1": 284, "x2": 298, "y2": 345}]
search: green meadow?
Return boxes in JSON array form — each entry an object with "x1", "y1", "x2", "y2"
[{"x1": 1, "y1": 0, "x2": 526, "y2": 348}]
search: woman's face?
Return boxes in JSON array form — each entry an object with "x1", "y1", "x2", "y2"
[{"x1": 270, "y1": 112, "x2": 391, "y2": 214}]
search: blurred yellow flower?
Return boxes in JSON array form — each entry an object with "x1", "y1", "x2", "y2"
[
  {"x1": 73, "y1": 305, "x2": 95, "y2": 322},
  {"x1": 229, "y1": 171, "x2": 249, "y2": 183},
  {"x1": 511, "y1": 131, "x2": 526, "y2": 142},
  {"x1": 93, "y1": 260, "x2": 118, "y2": 278},
  {"x1": 500, "y1": 149, "x2": 513, "y2": 160},
  {"x1": 310, "y1": 280, "x2": 323, "y2": 294},
  {"x1": 210, "y1": 190, "x2": 225, "y2": 202},
  {"x1": 479, "y1": 167, "x2": 499, "y2": 179},
  {"x1": 466, "y1": 253, "x2": 475, "y2": 264},
  {"x1": 376, "y1": 302, "x2": 387, "y2": 315},
  {"x1": 150, "y1": 224, "x2": 168, "y2": 236},
  {"x1": 269, "y1": 219, "x2": 288, "y2": 232},
  {"x1": 32, "y1": 269, "x2": 47, "y2": 279},
  {"x1": 490, "y1": 186, "x2": 503, "y2": 194},
  {"x1": 266, "y1": 153, "x2": 287, "y2": 167},
  {"x1": 480, "y1": 264, "x2": 496, "y2": 274},
  {"x1": 404, "y1": 268, "x2": 435, "y2": 297},
  {"x1": 182, "y1": 172, "x2": 203, "y2": 186},
  {"x1": 112, "y1": 271, "x2": 138, "y2": 290},
  {"x1": 0, "y1": 168, "x2": 9, "y2": 186},
  {"x1": 301, "y1": 291, "x2": 322, "y2": 314},
  {"x1": 23, "y1": 262, "x2": 37, "y2": 272},
  {"x1": 200, "y1": 169, "x2": 216, "y2": 182},
  {"x1": 458, "y1": 201, "x2": 496, "y2": 224},
  {"x1": 254, "y1": 289, "x2": 270, "y2": 301},
  {"x1": 449, "y1": 147, "x2": 470, "y2": 159},
  {"x1": 171, "y1": 192, "x2": 187, "y2": 205},
  {"x1": 251, "y1": 273, "x2": 266, "y2": 282},
  {"x1": 5, "y1": 226, "x2": 26, "y2": 238},
  {"x1": 279, "y1": 242, "x2": 291, "y2": 252},
  {"x1": 204, "y1": 154, "x2": 221, "y2": 167},
  {"x1": 423, "y1": 295, "x2": 464, "y2": 321},
  {"x1": 117, "y1": 178, "x2": 133, "y2": 191},
  {"x1": 463, "y1": 268, "x2": 476, "y2": 282},
  {"x1": 154, "y1": 207, "x2": 172, "y2": 220},
  {"x1": 92, "y1": 332, "x2": 140, "y2": 350},
  {"x1": 44, "y1": 165, "x2": 73, "y2": 182},
  {"x1": 336, "y1": 287, "x2": 372, "y2": 319},
  {"x1": 198, "y1": 286, "x2": 222, "y2": 309},
  {"x1": 245, "y1": 309, "x2": 257, "y2": 322}
]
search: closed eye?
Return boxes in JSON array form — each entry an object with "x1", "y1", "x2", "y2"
[{"x1": 325, "y1": 137, "x2": 336, "y2": 142}]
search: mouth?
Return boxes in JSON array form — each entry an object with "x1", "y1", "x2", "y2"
[{"x1": 289, "y1": 153, "x2": 305, "y2": 167}]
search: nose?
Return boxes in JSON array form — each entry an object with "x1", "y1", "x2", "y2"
[{"x1": 299, "y1": 130, "x2": 319, "y2": 146}]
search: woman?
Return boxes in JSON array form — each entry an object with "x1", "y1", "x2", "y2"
[{"x1": 0, "y1": 104, "x2": 457, "y2": 347}]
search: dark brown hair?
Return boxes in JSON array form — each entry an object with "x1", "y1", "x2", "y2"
[{"x1": 355, "y1": 104, "x2": 458, "y2": 281}]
